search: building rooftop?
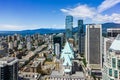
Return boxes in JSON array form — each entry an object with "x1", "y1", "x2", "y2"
[
  {"x1": 64, "y1": 68, "x2": 71, "y2": 73},
  {"x1": 63, "y1": 54, "x2": 72, "y2": 66},
  {"x1": 61, "y1": 41, "x2": 74, "y2": 59},
  {"x1": 23, "y1": 51, "x2": 34, "y2": 60},
  {"x1": 56, "y1": 33, "x2": 64, "y2": 37},
  {"x1": 31, "y1": 61, "x2": 41, "y2": 68},
  {"x1": 60, "y1": 41, "x2": 74, "y2": 73},
  {"x1": 110, "y1": 34, "x2": 120, "y2": 51},
  {"x1": 50, "y1": 71, "x2": 85, "y2": 78},
  {"x1": 0, "y1": 57, "x2": 18, "y2": 67},
  {"x1": 89, "y1": 64, "x2": 101, "y2": 69},
  {"x1": 107, "y1": 28, "x2": 120, "y2": 31},
  {"x1": 19, "y1": 72, "x2": 41, "y2": 80}
]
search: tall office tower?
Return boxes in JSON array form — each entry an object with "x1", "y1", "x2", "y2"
[
  {"x1": 85, "y1": 24, "x2": 102, "y2": 77},
  {"x1": 0, "y1": 57, "x2": 18, "y2": 80},
  {"x1": 102, "y1": 34, "x2": 120, "y2": 80},
  {"x1": 78, "y1": 20, "x2": 85, "y2": 54},
  {"x1": 65, "y1": 15, "x2": 73, "y2": 39}
]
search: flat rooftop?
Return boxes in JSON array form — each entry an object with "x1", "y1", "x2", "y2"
[
  {"x1": 0, "y1": 57, "x2": 15, "y2": 62},
  {"x1": 31, "y1": 61, "x2": 41, "y2": 68},
  {"x1": 51, "y1": 70, "x2": 84, "y2": 78},
  {"x1": 89, "y1": 64, "x2": 101, "y2": 69},
  {"x1": 19, "y1": 72, "x2": 41, "y2": 80},
  {"x1": 0, "y1": 57, "x2": 18, "y2": 67}
]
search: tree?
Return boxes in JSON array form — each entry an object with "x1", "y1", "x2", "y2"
[{"x1": 82, "y1": 57, "x2": 87, "y2": 67}]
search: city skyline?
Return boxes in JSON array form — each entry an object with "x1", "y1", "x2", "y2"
[{"x1": 0, "y1": 0, "x2": 120, "y2": 31}]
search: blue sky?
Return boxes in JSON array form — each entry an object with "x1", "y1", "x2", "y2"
[{"x1": 0, "y1": 0, "x2": 120, "y2": 31}]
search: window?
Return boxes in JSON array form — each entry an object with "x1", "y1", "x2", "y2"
[
  {"x1": 65, "y1": 66, "x2": 70, "y2": 69},
  {"x1": 117, "y1": 60, "x2": 120, "y2": 70},
  {"x1": 112, "y1": 58, "x2": 116, "y2": 68},
  {"x1": 109, "y1": 68, "x2": 112, "y2": 76},
  {"x1": 114, "y1": 70, "x2": 118, "y2": 78}
]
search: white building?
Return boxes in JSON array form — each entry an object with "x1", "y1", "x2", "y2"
[
  {"x1": 55, "y1": 43, "x2": 60, "y2": 55},
  {"x1": 103, "y1": 37, "x2": 114, "y2": 63},
  {"x1": 8, "y1": 41, "x2": 14, "y2": 49},
  {"x1": 27, "y1": 42, "x2": 32, "y2": 51},
  {"x1": 103, "y1": 34, "x2": 120, "y2": 80},
  {"x1": 60, "y1": 41, "x2": 74, "y2": 75},
  {"x1": 18, "y1": 42, "x2": 23, "y2": 50},
  {"x1": 14, "y1": 40, "x2": 18, "y2": 48}
]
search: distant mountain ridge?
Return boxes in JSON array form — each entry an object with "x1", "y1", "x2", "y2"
[
  {"x1": 102, "y1": 23, "x2": 120, "y2": 33},
  {"x1": 0, "y1": 23, "x2": 120, "y2": 36}
]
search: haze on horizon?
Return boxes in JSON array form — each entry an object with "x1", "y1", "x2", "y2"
[{"x1": 0, "y1": 0, "x2": 120, "y2": 31}]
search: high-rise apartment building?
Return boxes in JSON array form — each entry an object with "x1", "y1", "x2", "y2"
[
  {"x1": 0, "y1": 57, "x2": 18, "y2": 80},
  {"x1": 85, "y1": 24, "x2": 102, "y2": 77},
  {"x1": 78, "y1": 20, "x2": 85, "y2": 54},
  {"x1": 65, "y1": 15, "x2": 73, "y2": 39}
]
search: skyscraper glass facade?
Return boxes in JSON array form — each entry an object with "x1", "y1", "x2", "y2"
[
  {"x1": 65, "y1": 15, "x2": 73, "y2": 39},
  {"x1": 78, "y1": 20, "x2": 85, "y2": 54}
]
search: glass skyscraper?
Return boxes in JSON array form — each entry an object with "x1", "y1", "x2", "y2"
[
  {"x1": 78, "y1": 20, "x2": 85, "y2": 54},
  {"x1": 65, "y1": 15, "x2": 73, "y2": 39}
]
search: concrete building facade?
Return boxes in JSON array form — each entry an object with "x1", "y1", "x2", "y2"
[{"x1": 85, "y1": 24, "x2": 102, "y2": 77}]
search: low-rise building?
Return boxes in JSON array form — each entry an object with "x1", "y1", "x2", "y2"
[
  {"x1": 30, "y1": 60, "x2": 42, "y2": 73},
  {"x1": 19, "y1": 72, "x2": 41, "y2": 80}
]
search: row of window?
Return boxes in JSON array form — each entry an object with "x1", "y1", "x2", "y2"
[
  {"x1": 109, "y1": 68, "x2": 118, "y2": 78},
  {"x1": 110, "y1": 58, "x2": 120, "y2": 70}
]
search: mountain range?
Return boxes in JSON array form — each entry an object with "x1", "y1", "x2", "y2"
[{"x1": 0, "y1": 23, "x2": 120, "y2": 36}]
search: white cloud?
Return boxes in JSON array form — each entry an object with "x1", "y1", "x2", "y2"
[
  {"x1": 93, "y1": 13, "x2": 120, "y2": 23},
  {"x1": 98, "y1": 0, "x2": 120, "y2": 13},
  {"x1": 0, "y1": 24, "x2": 65, "y2": 31},
  {"x1": 0, "y1": 24, "x2": 40, "y2": 31},
  {"x1": 61, "y1": 1, "x2": 120, "y2": 23},
  {"x1": 61, "y1": 4, "x2": 96, "y2": 19},
  {"x1": 112, "y1": 13, "x2": 120, "y2": 23},
  {"x1": 93, "y1": 14, "x2": 112, "y2": 22},
  {"x1": 0, "y1": 25, "x2": 25, "y2": 31}
]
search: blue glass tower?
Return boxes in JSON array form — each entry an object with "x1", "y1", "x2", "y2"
[
  {"x1": 78, "y1": 20, "x2": 85, "y2": 54},
  {"x1": 65, "y1": 15, "x2": 73, "y2": 39},
  {"x1": 78, "y1": 20, "x2": 83, "y2": 35}
]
